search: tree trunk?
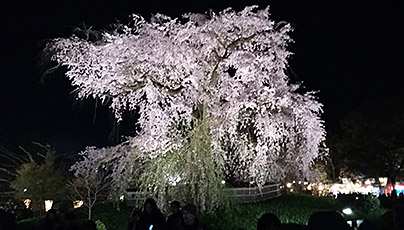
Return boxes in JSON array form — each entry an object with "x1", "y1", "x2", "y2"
[
  {"x1": 326, "y1": 156, "x2": 336, "y2": 182},
  {"x1": 390, "y1": 175, "x2": 397, "y2": 186}
]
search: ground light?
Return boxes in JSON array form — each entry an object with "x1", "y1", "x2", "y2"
[
  {"x1": 73, "y1": 200, "x2": 84, "y2": 209},
  {"x1": 44, "y1": 200, "x2": 53, "y2": 212},
  {"x1": 23, "y1": 199, "x2": 31, "y2": 209},
  {"x1": 342, "y1": 208, "x2": 353, "y2": 215},
  {"x1": 342, "y1": 208, "x2": 361, "y2": 229},
  {"x1": 347, "y1": 219, "x2": 364, "y2": 229}
]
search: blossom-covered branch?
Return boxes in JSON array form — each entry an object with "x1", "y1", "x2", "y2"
[{"x1": 48, "y1": 5, "x2": 326, "y2": 210}]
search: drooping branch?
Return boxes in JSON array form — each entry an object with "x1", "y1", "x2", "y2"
[{"x1": 48, "y1": 6, "x2": 325, "y2": 212}]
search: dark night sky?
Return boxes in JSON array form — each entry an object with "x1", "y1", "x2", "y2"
[{"x1": 1, "y1": 0, "x2": 404, "y2": 154}]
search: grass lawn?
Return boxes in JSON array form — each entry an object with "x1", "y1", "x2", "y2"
[
  {"x1": 201, "y1": 193, "x2": 348, "y2": 230},
  {"x1": 17, "y1": 193, "x2": 387, "y2": 230}
]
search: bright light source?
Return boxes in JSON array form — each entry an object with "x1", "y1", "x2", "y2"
[
  {"x1": 293, "y1": 180, "x2": 296, "y2": 184},
  {"x1": 119, "y1": 195, "x2": 124, "y2": 202},
  {"x1": 286, "y1": 183, "x2": 292, "y2": 188},
  {"x1": 304, "y1": 182, "x2": 309, "y2": 185},
  {"x1": 342, "y1": 208, "x2": 353, "y2": 215},
  {"x1": 379, "y1": 177, "x2": 388, "y2": 186},
  {"x1": 298, "y1": 181, "x2": 302, "y2": 184},
  {"x1": 23, "y1": 199, "x2": 31, "y2": 209},
  {"x1": 290, "y1": 189, "x2": 293, "y2": 192},
  {"x1": 73, "y1": 200, "x2": 84, "y2": 209},
  {"x1": 44, "y1": 200, "x2": 53, "y2": 212},
  {"x1": 23, "y1": 188, "x2": 27, "y2": 192},
  {"x1": 221, "y1": 180, "x2": 226, "y2": 184},
  {"x1": 318, "y1": 185, "x2": 324, "y2": 191}
]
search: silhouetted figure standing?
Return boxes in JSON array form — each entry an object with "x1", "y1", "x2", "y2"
[
  {"x1": 166, "y1": 201, "x2": 181, "y2": 230},
  {"x1": 139, "y1": 198, "x2": 166, "y2": 230},
  {"x1": 82, "y1": 220, "x2": 97, "y2": 230},
  {"x1": 359, "y1": 219, "x2": 380, "y2": 230},
  {"x1": 392, "y1": 205, "x2": 404, "y2": 230},
  {"x1": 128, "y1": 209, "x2": 142, "y2": 230},
  {"x1": 43, "y1": 209, "x2": 61, "y2": 230},
  {"x1": 391, "y1": 189, "x2": 398, "y2": 201},
  {"x1": 308, "y1": 211, "x2": 350, "y2": 230},
  {"x1": 0, "y1": 209, "x2": 17, "y2": 230},
  {"x1": 176, "y1": 203, "x2": 204, "y2": 230},
  {"x1": 257, "y1": 213, "x2": 281, "y2": 230},
  {"x1": 60, "y1": 212, "x2": 78, "y2": 230}
]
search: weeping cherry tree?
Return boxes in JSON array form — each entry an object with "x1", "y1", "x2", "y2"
[{"x1": 45, "y1": 6, "x2": 326, "y2": 212}]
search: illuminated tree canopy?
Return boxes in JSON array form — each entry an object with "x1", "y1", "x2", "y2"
[{"x1": 46, "y1": 6, "x2": 325, "y2": 210}]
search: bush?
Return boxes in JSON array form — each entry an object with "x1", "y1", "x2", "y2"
[
  {"x1": 90, "y1": 202, "x2": 132, "y2": 230},
  {"x1": 11, "y1": 147, "x2": 67, "y2": 215},
  {"x1": 336, "y1": 194, "x2": 385, "y2": 220},
  {"x1": 360, "y1": 195, "x2": 381, "y2": 213}
]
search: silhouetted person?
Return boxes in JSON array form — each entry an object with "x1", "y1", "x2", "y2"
[
  {"x1": 139, "y1": 198, "x2": 166, "y2": 230},
  {"x1": 308, "y1": 211, "x2": 350, "y2": 230},
  {"x1": 61, "y1": 212, "x2": 78, "y2": 230},
  {"x1": 257, "y1": 213, "x2": 281, "y2": 230},
  {"x1": 0, "y1": 209, "x2": 17, "y2": 230},
  {"x1": 58, "y1": 201, "x2": 70, "y2": 215},
  {"x1": 166, "y1": 201, "x2": 181, "y2": 230},
  {"x1": 43, "y1": 209, "x2": 61, "y2": 230},
  {"x1": 82, "y1": 220, "x2": 97, "y2": 230},
  {"x1": 128, "y1": 209, "x2": 142, "y2": 230},
  {"x1": 177, "y1": 203, "x2": 204, "y2": 230},
  {"x1": 359, "y1": 219, "x2": 380, "y2": 230},
  {"x1": 391, "y1": 189, "x2": 398, "y2": 201},
  {"x1": 392, "y1": 205, "x2": 404, "y2": 230}
]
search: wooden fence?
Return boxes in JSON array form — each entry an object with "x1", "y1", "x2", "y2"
[{"x1": 124, "y1": 183, "x2": 282, "y2": 206}]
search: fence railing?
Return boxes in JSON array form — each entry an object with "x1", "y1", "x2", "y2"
[
  {"x1": 223, "y1": 183, "x2": 282, "y2": 203},
  {"x1": 124, "y1": 183, "x2": 282, "y2": 206},
  {"x1": 124, "y1": 191, "x2": 148, "y2": 207}
]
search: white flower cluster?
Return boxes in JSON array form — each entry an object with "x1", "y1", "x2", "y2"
[{"x1": 51, "y1": 6, "x2": 325, "y2": 190}]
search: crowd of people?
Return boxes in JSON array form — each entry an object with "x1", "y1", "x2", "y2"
[
  {"x1": 256, "y1": 209, "x2": 404, "y2": 230},
  {"x1": 127, "y1": 198, "x2": 204, "y2": 230},
  {"x1": 126, "y1": 197, "x2": 404, "y2": 230},
  {"x1": 2, "y1": 196, "x2": 404, "y2": 230},
  {"x1": 42, "y1": 208, "x2": 97, "y2": 230},
  {"x1": 125, "y1": 197, "x2": 404, "y2": 230}
]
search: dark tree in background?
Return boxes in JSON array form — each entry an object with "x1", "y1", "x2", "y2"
[
  {"x1": 9, "y1": 144, "x2": 68, "y2": 215},
  {"x1": 335, "y1": 98, "x2": 404, "y2": 185}
]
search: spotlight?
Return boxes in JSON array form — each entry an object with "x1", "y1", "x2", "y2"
[{"x1": 342, "y1": 208, "x2": 353, "y2": 215}]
